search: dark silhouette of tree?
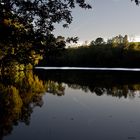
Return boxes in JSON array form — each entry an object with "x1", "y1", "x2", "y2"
[
  {"x1": 91, "y1": 37, "x2": 105, "y2": 46},
  {"x1": 0, "y1": 0, "x2": 91, "y2": 34},
  {"x1": 132, "y1": 0, "x2": 140, "y2": 5}
]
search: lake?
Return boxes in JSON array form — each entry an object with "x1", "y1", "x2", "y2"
[{"x1": 1, "y1": 69, "x2": 140, "y2": 140}]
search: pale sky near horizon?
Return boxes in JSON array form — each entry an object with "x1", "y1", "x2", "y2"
[{"x1": 53, "y1": 0, "x2": 140, "y2": 44}]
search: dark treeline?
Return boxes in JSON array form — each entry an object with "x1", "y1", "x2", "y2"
[{"x1": 40, "y1": 35, "x2": 140, "y2": 68}]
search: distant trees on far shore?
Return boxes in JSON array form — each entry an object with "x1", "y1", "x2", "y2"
[{"x1": 39, "y1": 34, "x2": 140, "y2": 68}]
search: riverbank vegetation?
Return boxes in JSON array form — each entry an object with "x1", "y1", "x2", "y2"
[{"x1": 40, "y1": 35, "x2": 140, "y2": 68}]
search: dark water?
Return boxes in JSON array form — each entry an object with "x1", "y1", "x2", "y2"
[{"x1": 1, "y1": 70, "x2": 140, "y2": 140}]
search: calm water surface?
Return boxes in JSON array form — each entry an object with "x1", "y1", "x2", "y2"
[{"x1": 1, "y1": 69, "x2": 140, "y2": 140}]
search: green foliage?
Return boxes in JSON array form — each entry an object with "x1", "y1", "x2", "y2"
[
  {"x1": 107, "y1": 35, "x2": 129, "y2": 47},
  {"x1": 42, "y1": 35, "x2": 140, "y2": 68},
  {"x1": 0, "y1": 0, "x2": 91, "y2": 69}
]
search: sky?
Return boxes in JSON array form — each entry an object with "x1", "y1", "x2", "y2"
[{"x1": 53, "y1": 0, "x2": 140, "y2": 44}]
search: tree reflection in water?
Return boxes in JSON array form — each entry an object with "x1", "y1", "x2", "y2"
[
  {"x1": 1, "y1": 69, "x2": 140, "y2": 139},
  {"x1": 68, "y1": 84, "x2": 139, "y2": 99},
  {"x1": 35, "y1": 69, "x2": 140, "y2": 99},
  {"x1": 0, "y1": 70, "x2": 65, "y2": 140},
  {"x1": 0, "y1": 71, "x2": 43, "y2": 139}
]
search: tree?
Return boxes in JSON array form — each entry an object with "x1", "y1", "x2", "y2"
[
  {"x1": 112, "y1": 35, "x2": 124, "y2": 44},
  {"x1": 123, "y1": 35, "x2": 129, "y2": 48},
  {"x1": 0, "y1": 0, "x2": 92, "y2": 68},
  {"x1": 92, "y1": 37, "x2": 105, "y2": 46},
  {"x1": 107, "y1": 35, "x2": 129, "y2": 47},
  {"x1": 0, "y1": 0, "x2": 91, "y2": 39},
  {"x1": 132, "y1": 0, "x2": 140, "y2": 5}
]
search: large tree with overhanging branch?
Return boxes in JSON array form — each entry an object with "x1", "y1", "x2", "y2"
[{"x1": 0, "y1": 0, "x2": 92, "y2": 67}]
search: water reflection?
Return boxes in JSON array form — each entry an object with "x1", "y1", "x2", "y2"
[
  {"x1": 1, "y1": 70, "x2": 140, "y2": 139},
  {"x1": 0, "y1": 70, "x2": 67, "y2": 139},
  {"x1": 35, "y1": 70, "x2": 140, "y2": 99},
  {"x1": 46, "y1": 80, "x2": 65, "y2": 96},
  {"x1": 0, "y1": 71, "x2": 45, "y2": 139},
  {"x1": 67, "y1": 84, "x2": 140, "y2": 99}
]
